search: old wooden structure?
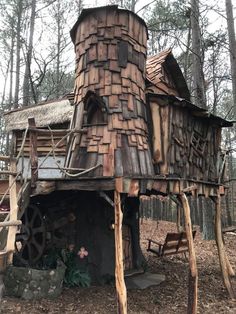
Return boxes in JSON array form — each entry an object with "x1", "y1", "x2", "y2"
[{"x1": 0, "y1": 5, "x2": 234, "y2": 314}]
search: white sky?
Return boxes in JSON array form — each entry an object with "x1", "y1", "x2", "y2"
[{"x1": 0, "y1": 0, "x2": 235, "y2": 104}]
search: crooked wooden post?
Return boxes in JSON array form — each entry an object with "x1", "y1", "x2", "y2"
[
  {"x1": 28, "y1": 117, "x2": 38, "y2": 187},
  {"x1": 6, "y1": 158, "x2": 19, "y2": 264},
  {"x1": 114, "y1": 190, "x2": 127, "y2": 314},
  {"x1": 213, "y1": 190, "x2": 235, "y2": 299},
  {"x1": 179, "y1": 191, "x2": 198, "y2": 314}
]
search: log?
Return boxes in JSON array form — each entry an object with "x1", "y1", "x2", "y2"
[
  {"x1": 150, "y1": 102, "x2": 163, "y2": 163},
  {"x1": 0, "y1": 156, "x2": 10, "y2": 162},
  {"x1": 0, "y1": 220, "x2": 22, "y2": 227},
  {"x1": 0, "y1": 170, "x2": 18, "y2": 176},
  {"x1": 179, "y1": 192, "x2": 198, "y2": 314},
  {"x1": 214, "y1": 192, "x2": 235, "y2": 298},
  {"x1": 28, "y1": 118, "x2": 38, "y2": 187},
  {"x1": 27, "y1": 127, "x2": 87, "y2": 135},
  {"x1": 114, "y1": 190, "x2": 127, "y2": 314}
]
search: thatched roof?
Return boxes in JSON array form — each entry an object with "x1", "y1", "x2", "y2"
[{"x1": 4, "y1": 99, "x2": 73, "y2": 131}]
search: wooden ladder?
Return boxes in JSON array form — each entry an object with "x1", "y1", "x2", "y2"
[{"x1": 0, "y1": 156, "x2": 22, "y2": 266}]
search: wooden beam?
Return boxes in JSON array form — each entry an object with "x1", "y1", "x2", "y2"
[
  {"x1": 214, "y1": 191, "x2": 235, "y2": 298},
  {"x1": 0, "y1": 170, "x2": 18, "y2": 176},
  {"x1": 0, "y1": 156, "x2": 10, "y2": 162},
  {"x1": 0, "y1": 220, "x2": 21, "y2": 227},
  {"x1": 28, "y1": 118, "x2": 38, "y2": 187},
  {"x1": 114, "y1": 190, "x2": 127, "y2": 314},
  {"x1": 179, "y1": 192, "x2": 198, "y2": 314},
  {"x1": 99, "y1": 191, "x2": 114, "y2": 207},
  {"x1": 27, "y1": 127, "x2": 87, "y2": 135},
  {"x1": 6, "y1": 159, "x2": 19, "y2": 264},
  {"x1": 55, "y1": 179, "x2": 115, "y2": 192}
]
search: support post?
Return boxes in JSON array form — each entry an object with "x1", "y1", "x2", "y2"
[
  {"x1": 176, "y1": 205, "x2": 182, "y2": 232},
  {"x1": 114, "y1": 190, "x2": 127, "y2": 314},
  {"x1": 28, "y1": 117, "x2": 38, "y2": 187},
  {"x1": 6, "y1": 159, "x2": 19, "y2": 264},
  {"x1": 179, "y1": 192, "x2": 198, "y2": 314},
  {"x1": 225, "y1": 254, "x2": 235, "y2": 277},
  {"x1": 214, "y1": 191, "x2": 235, "y2": 298}
]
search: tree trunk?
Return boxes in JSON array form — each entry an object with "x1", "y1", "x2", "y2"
[
  {"x1": 190, "y1": 0, "x2": 206, "y2": 108},
  {"x1": 9, "y1": 27, "x2": 15, "y2": 109},
  {"x1": 183, "y1": 18, "x2": 191, "y2": 81},
  {"x1": 14, "y1": 0, "x2": 23, "y2": 108},
  {"x1": 130, "y1": 0, "x2": 136, "y2": 12},
  {"x1": 56, "y1": 0, "x2": 61, "y2": 98},
  {"x1": 76, "y1": 0, "x2": 84, "y2": 14},
  {"x1": 225, "y1": 0, "x2": 236, "y2": 120},
  {"x1": 23, "y1": 0, "x2": 36, "y2": 106}
]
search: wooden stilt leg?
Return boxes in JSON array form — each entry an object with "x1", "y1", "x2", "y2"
[
  {"x1": 114, "y1": 190, "x2": 127, "y2": 314},
  {"x1": 225, "y1": 254, "x2": 235, "y2": 277},
  {"x1": 214, "y1": 192, "x2": 235, "y2": 298},
  {"x1": 6, "y1": 159, "x2": 18, "y2": 264},
  {"x1": 179, "y1": 192, "x2": 198, "y2": 314},
  {"x1": 176, "y1": 205, "x2": 181, "y2": 232}
]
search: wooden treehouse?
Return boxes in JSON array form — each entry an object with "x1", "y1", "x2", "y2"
[{"x1": 0, "y1": 5, "x2": 234, "y2": 313}]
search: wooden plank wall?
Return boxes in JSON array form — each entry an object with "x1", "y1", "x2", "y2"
[
  {"x1": 68, "y1": 7, "x2": 154, "y2": 178},
  {"x1": 15, "y1": 129, "x2": 68, "y2": 157}
]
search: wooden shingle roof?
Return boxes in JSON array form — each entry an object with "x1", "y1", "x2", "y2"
[{"x1": 146, "y1": 49, "x2": 190, "y2": 101}]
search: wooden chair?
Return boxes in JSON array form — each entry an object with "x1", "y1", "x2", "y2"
[{"x1": 147, "y1": 230, "x2": 197, "y2": 257}]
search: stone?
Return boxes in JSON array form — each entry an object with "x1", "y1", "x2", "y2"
[{"x1": 3, "y1": 262, "x2": 66, "y2": 300}]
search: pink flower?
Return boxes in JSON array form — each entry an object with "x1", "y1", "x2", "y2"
[{"x1": 77, "y1": 247, "x2": 88, "y2": 259}]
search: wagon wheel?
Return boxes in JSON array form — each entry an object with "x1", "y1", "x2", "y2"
[{"x1": 15, "y1": 204, "x2": 46, "y2": 266}]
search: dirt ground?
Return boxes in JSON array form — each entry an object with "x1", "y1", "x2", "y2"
[{"x1": 1, "y1": 220, "x2": 236, "y2": 314}]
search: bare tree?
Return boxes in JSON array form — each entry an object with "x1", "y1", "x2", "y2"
[
  {"x1": 13, "y1": 0, "x2": 23, "y2": 108},
  {"x1": 190, "y1": 0, "x2": 206, "y2": 108},
  {"x1": 225, "y1": 0, "x2": 236, "y2": 121},
  {"x1": 22, "y1": 0, "x2": 36, "y2": 106}
]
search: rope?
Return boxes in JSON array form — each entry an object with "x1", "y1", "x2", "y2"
[
  {"x1": 16, "y1": 127, "x2": 29, "y2": 162},
  {"x1": 48, "y1": 126, "x2": 102, "y2": 178},
  {"x1": 35, "y1": 128, "x2": 74, "y2": 172}
]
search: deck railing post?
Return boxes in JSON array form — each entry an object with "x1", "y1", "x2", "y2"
[{"x1": 28, "y1": 118, "x2": 38, "y2": 187}]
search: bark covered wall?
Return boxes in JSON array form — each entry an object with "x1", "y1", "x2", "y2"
[{"x1": 150, "y1": 99, "x2": 222, "y2": 182}]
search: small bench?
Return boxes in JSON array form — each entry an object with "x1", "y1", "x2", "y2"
[
  {"x1": 147, "y1": 230, "x2": 197, "y2": 257},
  {"x1": 222, "y1": 226, "x2": 236, "y2": 234}
]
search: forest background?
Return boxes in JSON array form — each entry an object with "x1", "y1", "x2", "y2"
[{"x1": 0, "y1": 0, "x2": 235, "y2": 220}]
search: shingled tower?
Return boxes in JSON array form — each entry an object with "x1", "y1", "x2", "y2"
[{"x1": 67, "y1": 5, "x2": 154, "y2": 178}]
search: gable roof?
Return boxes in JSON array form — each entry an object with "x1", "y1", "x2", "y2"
[{"x1": 146, "y1": 49, "x2": 190, "y2": 101}]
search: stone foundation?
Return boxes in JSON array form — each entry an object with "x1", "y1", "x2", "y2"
[{"x1": 4, "y1": 261, "x2": 66, "y2": 300}]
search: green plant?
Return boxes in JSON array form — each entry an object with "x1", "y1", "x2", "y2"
[
  {"x1": 64, "y1": 267, "x2": 91, "y2": 287},
  {"x1": 60, "y1": 249, "x2": 91, "y2": 288}
]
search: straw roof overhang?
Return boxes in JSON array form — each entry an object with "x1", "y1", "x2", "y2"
[
  {"x1": 147, "y1": 93, "x2": 233, "y2": 127},
  {"x1": 4, "y1": 99, "x2": 73, "y2": 132}
]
